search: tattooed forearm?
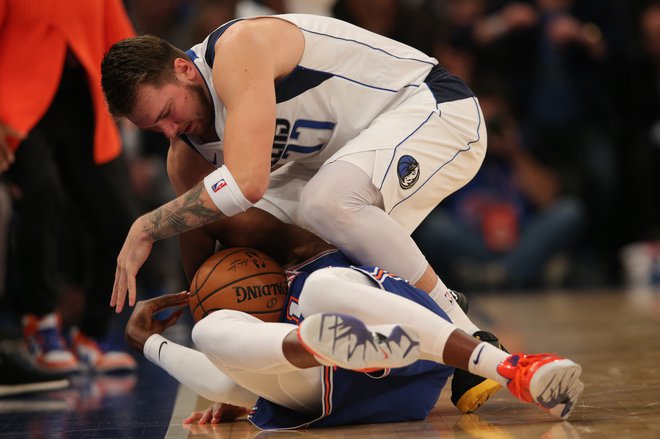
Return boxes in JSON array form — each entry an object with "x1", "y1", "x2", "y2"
[{"x1": 142, "y1": 182, "x2": 223, "y2": 241}]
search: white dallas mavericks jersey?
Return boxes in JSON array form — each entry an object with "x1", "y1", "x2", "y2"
[{"x1": 181, "y1": 14, "x2": 458, "y2": 170}]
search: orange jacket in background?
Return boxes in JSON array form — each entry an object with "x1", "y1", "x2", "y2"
[{"x1": 0, "y1": 0, "x2": 135, "y2": 164}]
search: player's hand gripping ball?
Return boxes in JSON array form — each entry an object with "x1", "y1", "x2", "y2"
[{"x1": 189, "y1": 248, "x2": 288, "y2": 322}]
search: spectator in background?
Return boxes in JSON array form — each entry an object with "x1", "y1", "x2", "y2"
[
  {"x1": 332, "y1": 0, "x2": 439, "y2": 54},
  {"x1": 521, "y1": 0, "x2": 621, "y2": 283},
  {"x1": 430, "y1": 0, "x2": 538, "y2": 94},
  {"x1": 620, "y1": 1, "x2": 660, "y2": 244},
  {"x1": 126, "y1": 0, "x2": 198, "y2": 49},
  {"x1": 470, "y1": 1, "x2": 539, "y2": 110},
  {"x1": 617, "y1": 1, "x2": 660, "y2": 290},
  {"x1": 413, "y1": 87, "x2": 585, "y2": 291},
  {"x1": 433, "y1": 0, "x2": 624, "y2": 286},
  {"x1": 0, "y1": 0, "x2": 138, "y2": 373},
  {"x1": 190, "y1": 0, "x2": 240, "y2": 44},
  {"x1": 333, "y1": 0, "x2": 402, "y2": 41}
]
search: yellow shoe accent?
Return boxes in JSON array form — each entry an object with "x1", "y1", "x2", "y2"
[{"x1": 455, "y1": 378, "x2": 502, "y2": 414}]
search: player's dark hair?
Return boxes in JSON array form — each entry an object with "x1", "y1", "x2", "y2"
[{"x1": 101, "y1": 35, "x2": 189, "y2": 117}]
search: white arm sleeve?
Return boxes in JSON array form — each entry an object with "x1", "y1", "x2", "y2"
[{"x1": 143, "y1": 334, "x2": 258, "y2": 408}]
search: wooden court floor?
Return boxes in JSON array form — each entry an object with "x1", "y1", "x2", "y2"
[{"x1": 1, "y1": 287, "x2": 659, "y2": 438}]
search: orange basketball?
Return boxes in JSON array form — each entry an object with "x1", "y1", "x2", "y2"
[{"x1": 189, "y1": 247, "x2": 288, "y2": 323}]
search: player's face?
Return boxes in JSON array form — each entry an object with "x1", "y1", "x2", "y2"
[{"x1": 129, "y1": 80, "x2": 213, "y2": 139}]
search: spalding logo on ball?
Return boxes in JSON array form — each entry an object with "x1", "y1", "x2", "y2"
[{"x1": 189, "y1": 248, "x2": 288, "y2": 322}]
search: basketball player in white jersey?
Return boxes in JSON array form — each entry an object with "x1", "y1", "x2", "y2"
[{"x1": 101, "y1": 14, "x2": 493, "y2": 412}]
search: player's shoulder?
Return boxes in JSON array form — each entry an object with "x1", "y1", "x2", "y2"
[{"x1": 216, "y1": 16, "x2": 291, "y2": 49}]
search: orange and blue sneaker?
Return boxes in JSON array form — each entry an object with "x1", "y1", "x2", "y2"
[
  {"x1": 69, "y1": 328, "x2": 137, "y2": 374},
  {"x1": 298, "y1": 313, "x2": 420, "y2": 371},
  {"x1": 497, "y1": 353, "x2": 584, "y2": 419},
  {"x1": 22, "y1": 313, "x2": 80, "y2": 374}
]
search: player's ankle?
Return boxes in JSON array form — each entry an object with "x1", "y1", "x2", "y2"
[{"x1": 467, "y1": 342, "x2": 509, "y2": 387}]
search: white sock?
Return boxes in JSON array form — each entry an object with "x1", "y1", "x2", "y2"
[
  {"x1": 429, "y1": 279, "x2": 481, "y2": 335},
  {"x1": 467, "y1": 341, "x2": 510, "y2": 387}
]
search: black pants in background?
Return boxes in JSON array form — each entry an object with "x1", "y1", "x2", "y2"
[{"x1": 6, "y1": 57, "x2": 138, "y2": 338}]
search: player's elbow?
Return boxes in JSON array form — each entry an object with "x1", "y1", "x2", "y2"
[
  {"x1": 238, "y1": 178, "x2": 268, "y2": 204},
  {"x1": 239, "y1": 184, "x2": 266, "y2": 204}
]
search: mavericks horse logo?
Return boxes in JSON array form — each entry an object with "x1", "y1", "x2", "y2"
[{"x1": 397, "y1": 155, "x2": 420, "y2": 189}]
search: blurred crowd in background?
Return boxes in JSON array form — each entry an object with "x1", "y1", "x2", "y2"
[
  {"x1": 0, "y1": 0, "x2": 658, "y2": 397},
  {"x1": 2, "y1": 0, "x2": 660, "y2": 351},
  {"x1": 118, "y1": 0, "x2": 660, "y2": 293}
]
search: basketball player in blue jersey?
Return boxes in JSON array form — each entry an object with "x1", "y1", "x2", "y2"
[
  {"x1": 123, "y1": 210, "x2": 584, "y2": 428},
  {"x1": 102, "y1": 14, "x2": 494, "y2": 412}
]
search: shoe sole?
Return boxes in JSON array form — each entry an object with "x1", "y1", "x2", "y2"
[
  {"x1": 455, "y1": 378, "x2": 502, "y2": 414},
  {"x1": 529, "y1": 359, "x2": 584, "y2": 419},
  {"x1": 298, "y1": 313, "x2": 419, "y2": 371}
]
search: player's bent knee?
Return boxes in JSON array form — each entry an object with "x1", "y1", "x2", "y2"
[
  {"x1": 300, "y1": 175, "x2": 367, "y2": 231},
  {"x1": 192, "y1": 309, "x2": 260, "y2": 356},
  {"x1": 300, "y1": 186, "x2": 341, "y2": 228},
  {"x1": 299, "y1": 267, "x2": 373, "y2": 315}
]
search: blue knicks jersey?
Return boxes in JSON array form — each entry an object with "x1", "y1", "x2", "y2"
[
  {"x1": 181, "y1": 14, "x2": 473, "y2": 170},
  {"x1": 247, "y1": 250, "x2": 454, "y2": 430}
]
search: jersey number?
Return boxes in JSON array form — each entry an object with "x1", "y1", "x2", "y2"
[{"x1": 271, "y1": 118, "x2": 335, "y2": 165}]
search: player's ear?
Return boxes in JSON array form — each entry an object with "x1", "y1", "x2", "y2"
[{"x1": 173, "y1": 58, "x2": 195, "y2": 81}]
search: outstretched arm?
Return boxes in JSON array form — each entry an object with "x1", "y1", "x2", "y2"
[
  {"x1": 167, "y1": 139, "x2": 218, "y2": 282},
  {"x1": 126, "y1": 293, "x2": 259, "y2": 406},
  {"x1": 111, "y1": 178, "x2": 224, "y2": 312}
]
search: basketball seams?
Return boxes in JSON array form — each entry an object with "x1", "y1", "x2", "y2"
[
  {"x1": 193, "y1": 248, "x2": 253, "y2": 294},
  {"x1": 192, "y1": 248, "x2": 280, "y2": 296}
]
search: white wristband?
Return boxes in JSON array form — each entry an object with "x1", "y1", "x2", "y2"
[{"x1": 203, "y1": 165, "x2": 253, "y2": 217}]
